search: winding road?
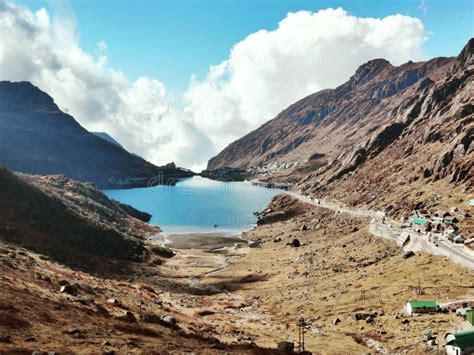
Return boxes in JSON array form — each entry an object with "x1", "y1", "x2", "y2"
[{"x1": 286, "y1": 191, "x2": 474, "y2": 271}]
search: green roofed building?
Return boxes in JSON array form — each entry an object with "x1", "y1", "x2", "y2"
[
  {"x1": 468, "y1": 309, "x2": 474, "y2": 326},
  {"x1": 413, "y1": 217, "x2": 429, "y2": 225},
  {"x1": 445, "y1": 329, "x2": 474, "y2": 355},
  {"x1": 406, "y1": 300, "x2": 439, "y2": 315}
]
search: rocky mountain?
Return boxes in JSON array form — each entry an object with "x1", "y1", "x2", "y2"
[
  {"x1": 208, "y1": 39, "x2": 473, "y2": 214},
  {"x1": 0, "y1": 81, "x2": 194, "y2": 188},
  {"x1": 92, "y1": 131, "x2": 124, "y2": 149}
]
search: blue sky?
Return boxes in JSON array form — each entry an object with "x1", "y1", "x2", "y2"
[
  {"x1": 17, "y1": 0, "x2": 474, "y2": 94},
  {"x1": 3, "y1": 0, "x2": 473, "y2": 169}
]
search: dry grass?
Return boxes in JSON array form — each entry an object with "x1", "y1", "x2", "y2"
[
  {"x1": 114, "y1": 322, "x2": 161, "y2": 337},
  {"x1": 0, "y1": 312, "x2": 31, "y2": 329}
]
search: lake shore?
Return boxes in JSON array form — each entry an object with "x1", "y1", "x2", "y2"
[{"x1": 150, "y1": 232, "x2": 249, "y2": 250}]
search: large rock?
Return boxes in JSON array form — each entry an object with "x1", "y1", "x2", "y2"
[{"x1": 277, "y1": 341, "x2": 294, "y2": 353}]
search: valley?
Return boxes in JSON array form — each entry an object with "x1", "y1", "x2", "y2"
[{"x1": 0, "y1": 12, "x2": 471, "y2": 352}]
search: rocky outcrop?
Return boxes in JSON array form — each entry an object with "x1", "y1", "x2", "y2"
[{"x1": 0, "y1": 81, "x2": 194, "y2": 188}]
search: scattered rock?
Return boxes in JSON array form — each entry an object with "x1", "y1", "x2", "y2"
[
  {"x1": 58, "y1": 279, "x2": 70, "y2": 286},
  {"x1": 249, "y1": 241, "x2": 261, "y2": 248},
  {"x1": 160, "y1": 315, "x2": 177, "y2": 328},
  {"x1": 107, "y1": 298, "x2": 119, "y2": 305},
  {"x1": 197, "y1": 309, "x2": 216, "y2": 317},
  {"x1": 301, "y1": 225, "x2": 308, "y2": 231},
  {"x1": 401, "y1": 319, "x2": 410, "y2": 325},
  {"x1": 140, "y1": 312, "x2": 161, "y2": 324},
  {"x1": 117, "y1": 311, "x2": 136, "y2": 323},
  {"x1": 101, "y1": 340, "x2": 111, "y2": 346},
  {"x1": 59, "y1": 285, "x2": 76, "y2": 295},
  {"x1": 65, "y1": 328, "x2": 81, "y2": 335},
  {"x1": 403, "y1": 251, "x2": 415, "y2": 259},
  {"x1": 289, "y1": 239, "x2": 301, "y2": 248},
  {"x1": 127, "y1": 340, "x2": 138, "y2": 347},
  {"x1": 0, "y1": 335, "x2": 11, "y2": 343},
  {"x1": 237, "y1": 334, "x2": 252, "y2": 342},
  {"x1": 277, "y1": 341, "x2": 294, "y2": 352},
  {"x1": 150, "y1": 258, "x2": 164, "y2": 266},
  {"x1": 273, "y1": 237, "x2": 282, "y2": 243}
]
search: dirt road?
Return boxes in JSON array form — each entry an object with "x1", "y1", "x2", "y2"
[{"x1": 286, "y1": 191, "x2": 474, "y2": 270}]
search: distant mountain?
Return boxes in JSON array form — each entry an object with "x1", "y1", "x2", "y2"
[
  {"x1": 208, "y1": 39, "x2": 473, "y2": 213},
  {"x1": 92, "y1": 131, "x2": 124, "y2": 149},
  {"x1": 0, "y1": 81, "x2": 194, "y2": 188}
]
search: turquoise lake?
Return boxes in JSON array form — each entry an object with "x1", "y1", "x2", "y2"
[{"x1": 104, "y1": 176, "x2": 281, "y2": 235}]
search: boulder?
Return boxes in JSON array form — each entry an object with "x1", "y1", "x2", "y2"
[
  {"x1": 289, "y1": 239, "x2": 301, "y2": 248},
  {"x1": 403, "y1": 251, "x2": 415, "y2": 259},
  {"x1": 160, "y1": 315, "x2": 177, "y2": 328},
  {"x1": 59, "y1": 285, "x2": 76, "y2": 295},
  {"x1": 277, "y1": 341, "x2": 294, "y2": 353},
  {"x1": 333, "y1": 317, "x2": 341, "y2": 325},
  {"x1": 117, "y1": 311, "x2": 136, "y2": 323}
]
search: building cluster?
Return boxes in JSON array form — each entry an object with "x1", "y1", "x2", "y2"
[
  {"x1": 405, "y1": 300, "x2": 474, "y2": 354},
  {"x1": 409, "y1": 205, "x2": 472, "y2": 245}
]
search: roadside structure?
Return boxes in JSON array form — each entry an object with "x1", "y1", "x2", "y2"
[
  {"x1": 406, "y1": 300, "x2": 439, "y2": 315},
  {"x1": 445, "y1": 329, "x2": 474, "y2": 355},
  {"x1": 412, "y1": 217, "x2": 431, "y2": 233}
]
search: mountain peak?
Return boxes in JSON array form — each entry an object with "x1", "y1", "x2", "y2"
[
  {"x1": 352, "y1": 58, "x2": 392, "y2": 83},
  {"x1": 0, "y1": 81, "x2": 56, "y2": 110},
  {"x1": 457, "y1": 37, "x2": 474, "y2": 65}
]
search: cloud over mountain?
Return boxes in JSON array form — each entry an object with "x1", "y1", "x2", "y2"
[{"x1": 0, "y1": 1, "x2": 427, "y2": 171}]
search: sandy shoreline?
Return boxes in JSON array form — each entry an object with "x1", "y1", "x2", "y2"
[{"x1": 149, "y1": 232, "x2": 249, "y2": 250}]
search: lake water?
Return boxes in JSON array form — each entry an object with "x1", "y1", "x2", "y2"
[{"x1": 104, "y1": 176, "x2": 281, "y2": 235}]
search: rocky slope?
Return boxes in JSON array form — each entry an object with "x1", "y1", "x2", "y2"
[
  {"x1": 0, "y1": 168, "x2": 271, "y2": 353},
  {"x1": 208, "y1": 39, "x2": 473, "y2": 215},
  {"x1": 0, "y1": 81, "x2": 194, "y2": 188},
  {"x1": 0, "y1": 167, "x2": 160, "y2": 274}
]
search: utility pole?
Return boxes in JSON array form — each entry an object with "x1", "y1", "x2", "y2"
[
  {"x1": 416, "y1": 278, "x2": 423, "y2": 295},
  {"x1": 298, "y1": 317, "x2": 306, "y2": 353}
]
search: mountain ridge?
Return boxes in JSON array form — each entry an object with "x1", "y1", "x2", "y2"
[
  {"x1": 0, "y1": 81, "x2": 194, "y2": 188},
  {"x1": 207, "y1": 39, "x2": 473, "y2": 216}
]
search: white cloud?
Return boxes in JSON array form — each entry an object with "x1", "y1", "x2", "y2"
[
  {"x1": 0, "y1": 2, "x2": 427, "y2": 171},
  {"x1": 97, "y1": 40, "x2": 107, "y2": 51},
  {"x1": 418, "y1": 0, "x2": 428, "y2": 15},
  {"x1": 185, "y1": 8, "x2": 427, "y2": 152}
]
